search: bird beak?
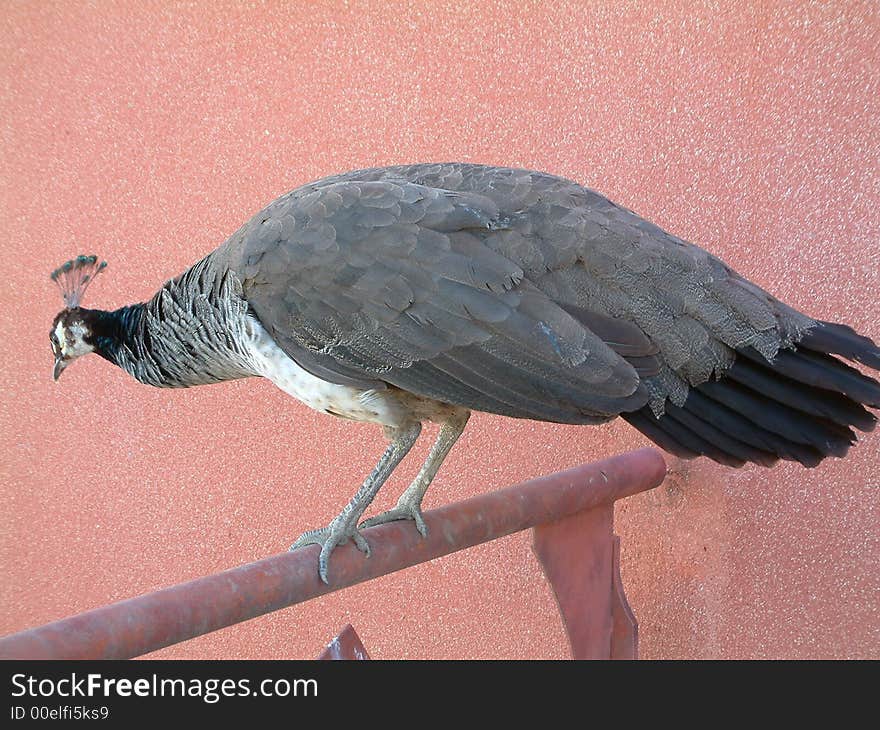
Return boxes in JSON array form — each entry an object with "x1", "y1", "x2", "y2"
[{"x1": 53, "y1": 356, "x2": 67, "y2": 381}]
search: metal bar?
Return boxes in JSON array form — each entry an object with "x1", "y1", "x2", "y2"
[{"x1": 0, "y1": 448, "x2": 666, "y2": 660}]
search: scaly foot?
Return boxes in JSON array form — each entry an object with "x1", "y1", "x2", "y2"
[
  {"x1": 360, "y1": 499, "x2": 428, "y2": 538},
  {"x1": 289, "y1": 513, "x2": 371, "y2": 584},
  {"x1": 360, "y1": 413, "x2": 468, "y2": 539}
]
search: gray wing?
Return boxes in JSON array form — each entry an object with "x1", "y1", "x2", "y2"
[
  {"x1": 211, "y1": 162, "x2": 878, "y2": 469},
  {"x1": 226, "y1": 175, "x2": 654, "y2": 424}
]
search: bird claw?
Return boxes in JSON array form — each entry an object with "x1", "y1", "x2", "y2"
[
  {"x1": 289, "y1": 516, "x2": 371, "y2": 584},
  {"x1": 360, "y1": 502, "x2": 428, "y2": 538}
]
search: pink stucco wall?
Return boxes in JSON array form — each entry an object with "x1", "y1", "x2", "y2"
[{"x1": 1, "y1": 2, "x2": 877, "y2": 659}]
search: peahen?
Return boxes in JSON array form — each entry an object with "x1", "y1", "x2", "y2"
[{"x1": 49, "y1": 163, "x2": 880, "y2": 582}]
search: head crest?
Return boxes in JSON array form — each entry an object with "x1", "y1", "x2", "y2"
[{"x1": 50, "y1": 255, "x2": 107, "y2": 309}]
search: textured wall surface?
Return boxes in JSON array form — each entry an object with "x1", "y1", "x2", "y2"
[{"x1": 1, "y1": 1, "x2": 877, "y2": 659}]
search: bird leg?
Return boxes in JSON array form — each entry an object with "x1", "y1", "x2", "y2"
[
  {"x1": 289, "y1": 421, "x2": 422, "y2": 584},
  {"x1": 360, "y1": 410, "x2": 470, "y2": 536}
]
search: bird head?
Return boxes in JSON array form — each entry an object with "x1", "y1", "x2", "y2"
[{"x1": 49, "y1": 255, "x2": 107, "y2": 380}]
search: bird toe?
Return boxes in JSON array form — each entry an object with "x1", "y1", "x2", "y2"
[
  {"x1": 289, "y1": 517, "x2": 371, "y2": 584},
  {"x1": 360, "y1": 504, "x2": 428, "y2": 537}
]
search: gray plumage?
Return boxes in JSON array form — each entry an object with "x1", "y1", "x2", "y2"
[
  {"x1": 215, "y1": 163, "x2": 819, "y2": 418},
  {"x1": 49, "y1": 162, "x2": 880, "y2": 582},
  {"x1": 114, "y1": 258, "x2": 257, "y2": 387}
]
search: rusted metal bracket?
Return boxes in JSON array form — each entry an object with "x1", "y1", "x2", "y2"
[
  {"x1": 0, "y1": 448, "x2": 665, "y2": 660},
  {"x1": 317, "y1": 624, "x2": 371, "y2": 660},
  {"x1": 533, "y1": 507, "x2": 638, "y2": 659}
]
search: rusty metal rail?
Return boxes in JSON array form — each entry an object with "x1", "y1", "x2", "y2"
[{"x1": 0, "y1": 448, "x2": 666, "y2": 660}]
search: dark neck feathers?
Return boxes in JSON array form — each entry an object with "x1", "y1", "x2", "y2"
[
  {"x1": 83, "y1": 257, "x2": 258, "y2": 388},
  {"x1": 82, "y1": 305, "x2": 145, "y2": 366}
]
